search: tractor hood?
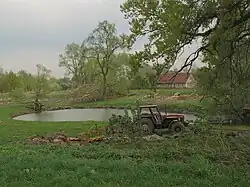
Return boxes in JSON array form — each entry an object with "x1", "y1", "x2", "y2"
[
  {"x1": 159, "y1": 113, "x2": 189, "y2": 126},
  {"x1": 162, "y1": 113, "x2": 185, "y2": 118}
]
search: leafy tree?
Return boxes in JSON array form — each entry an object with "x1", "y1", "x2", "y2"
[
  {"x1": 83, "y1": 59, "x2": 100, "y2": 85},
  {"x1": 9, "y1": 88, "x2": 26, "y2": 102},
  {"x1": 86, "y1": 20, "x2": 127, "y2": 99},
  {"x1": 121, "y1": 0, "x2": 250, "y2": 71},
  {"x1": 35, "y1": 64, "x2": 51, "y2": 100},
  {"x1": 58, "y1": 77, "x2": 72, "y2": 90},
  {"x1": 17, "y1": 70, "x2": 36, "y2": 92},
  {"x1": 48, "y1": 77, "x2": 62, "y2": 91},
  {"x1": 0, "y1": 73, "x2": 8, "y2": 93},
  {"x1": 6, "y1": 71, "x2": 20, "y2": 91},
  {"x1": 195, "y1": 42, "x2": 250, "y2": 119},
  {"x1": 59, "y1": 43, "x2": 88, "y2": 87},
  {"x1": 121, "y1": 0, "x2": 250, "y2": 117}
]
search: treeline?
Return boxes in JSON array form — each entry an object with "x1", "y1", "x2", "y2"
[
  {"x1": 0, "y1": 67, "x2": 60, "y2": 93},
  {"x1": 0, "y1": 56, "x2": 165, "y2": 95}
]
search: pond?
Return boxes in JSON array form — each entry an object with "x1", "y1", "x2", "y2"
[{"x1": 13, "y1": 108, "x2": 197, "y2": 122}]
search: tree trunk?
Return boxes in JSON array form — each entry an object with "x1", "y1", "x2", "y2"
[{"x1": 102, "y1": 75, "x2": 107, "y2": 100}]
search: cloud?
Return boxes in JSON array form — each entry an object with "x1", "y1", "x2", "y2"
[
  {"x1": 0, "y1": 0, "x2": 129, "y2": 77},
  {"x1": 0, "y1": 0, "x2": 201, "y2": 77}
]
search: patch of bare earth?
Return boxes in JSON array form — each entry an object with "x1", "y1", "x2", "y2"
[
  {"x1": 29, "y1": 132, "x2": 105, "y2": 146},
  {"x1": 150, "y1": 93, "x2": 201, "y2": 105}
]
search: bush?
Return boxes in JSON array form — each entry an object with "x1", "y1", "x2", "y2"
[
  {"x1": 68, "y1": 84, "x2": 103, "y2": 103},
  {"x1": 164, "y1": 101, "x2": 205, "y2": 115},
  {"x1": 26, "y1": 99, "x2": 45, "y2": 113},
  {"x1": 9, "y1": 88, "x2": 26, "y2": 102},
  {"x1": 106, "y1": 106, "x2": 144, "y2": 141}
]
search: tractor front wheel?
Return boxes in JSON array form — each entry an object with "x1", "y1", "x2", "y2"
[
  {"x1": 140, "y1": 118, "x2": 155, "y2": 134},
  {"x1": 170, "y1": 121, "x2": 185, "y2": 133}
]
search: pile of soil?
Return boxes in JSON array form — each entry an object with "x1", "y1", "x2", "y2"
[
  {"x1": 225, "y1": 130, "x2": 250, "y2": 138},
  {"x1": 152, "y1": 93, "x2": 201, "y2": 105},
  {"x1": 29, "y1": 132, "x2": 105, "y2": 145},
  {"x1": 169, "y1": 93, "x2": 200, "y2": 100}
]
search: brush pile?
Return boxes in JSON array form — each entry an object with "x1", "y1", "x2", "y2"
[{"x1": 29, "y1": 126, "x2": 107, "y2": 145}]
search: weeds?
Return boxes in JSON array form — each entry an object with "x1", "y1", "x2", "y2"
[
  {"x1": 106, "y1": 106, "x2": 144, "y2": 142},
  {"x1": 1, "y1": 104, "x2": 250, "y2": 186},
  {"x1": 26, "y1": 99, "x2": 44, "y2": 113}
]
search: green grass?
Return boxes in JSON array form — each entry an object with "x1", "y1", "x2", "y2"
[
  {"x1": 0, "y1": 105, "x2": 105, "y2": 144},
  {"x1": 68, "y1": 88, "x2": 202, "y2": 114},
  {"x1": 2, "y1": 90, "x2": 250, "y2": 186},
  {"x1": 1, "y1": 105, "x2": 250, "y2": 187}
]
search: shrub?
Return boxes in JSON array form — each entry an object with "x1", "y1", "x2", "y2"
[
  {"x1": 106, "y1": 106, "x2": 144, "y2": 141},
  {"x1": 26, "y1": 99, "x2": 45, "y2": 113},
  {"x1": 9, "y1": 88, "x2": 26, "y2": 102},
  {"x1": 68, "y1": 84, "x2": 103, "y2": 103}
]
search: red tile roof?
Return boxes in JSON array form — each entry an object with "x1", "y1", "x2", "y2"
[{"x1": 158, "y1": 72, "x2": 191, "y2": 84}]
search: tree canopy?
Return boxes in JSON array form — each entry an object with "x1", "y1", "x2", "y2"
[
  {"x1": 85, "y1": 20, "x2": 127, "y2": 98},
  {"x1": 121, "y1": 0, "x2": 250, "y2": 117},
  {"x1": 121, "y1": 0, "x2": 250, "y2": 71}
]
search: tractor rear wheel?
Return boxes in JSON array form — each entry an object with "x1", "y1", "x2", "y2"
[
  {"x1": 170, "y1": 121, "x2": 185, "y2": 133},
  {"x1": 140, "y1": 118, "x2": 155, "y2": 134}
]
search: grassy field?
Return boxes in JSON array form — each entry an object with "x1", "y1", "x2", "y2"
[
  {"x1": 1, "y1": 89, "x2": 250, "y2": 186},
  {"x1": 39, "y1": 88, "x2": 203, "y2": 114}
]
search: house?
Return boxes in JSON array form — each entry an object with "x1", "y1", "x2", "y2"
[{"x1": 157, "y1": 72, "x2": 196, "y2": 88}]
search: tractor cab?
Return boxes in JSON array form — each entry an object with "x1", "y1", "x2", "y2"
[{"x1": 139, "y1": 105, "x2": 163, "y2": 125}]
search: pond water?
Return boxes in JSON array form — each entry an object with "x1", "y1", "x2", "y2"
[{"x1": 13, "y1": 108, "x2": 197, "y2": 122}]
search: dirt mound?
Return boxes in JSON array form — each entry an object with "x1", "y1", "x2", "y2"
[
  {"x1": 152, "y1": 93, "x2": 201, "y2": 104},
  {"x1": 225, "y1": 131, "x2": 250, "y2": 138},
  {"x1": 29, "y1": 132, "x2": 105, "y2": 145},
  {"x1": 170, "y1": 93, "x2": 200, "y2": 100}
]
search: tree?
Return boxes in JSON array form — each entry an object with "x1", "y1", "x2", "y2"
[
  {"x1": 58, "y1": 77, "x2": 72, "y2": 90},
  {"x1": 121, "y1": 0, "x2": 250, "y2": 117},
  {"x1": 83, "y1": 59, "x2": 100, "y2": 85},
  {"x1": 195, "y1": 41, "x2": 250, "y2": 119},
  {"x1": 35, "y1": 64, "x2": 51, "y2": 100},
  {"x1": 6, "y1": 71, "x2": 20, "y2": 91},
  {"x1": 59, "y1": 43, "x2": 88, "y2": 88},
  {"x1": 86, "y1": 20, "x2": 127, "y2": 99},
  {"x1": 121, "y1": 0, "x2": 250, "y2": 72},
  {"x1": 17, "y1": 70, "x2": 36, "y2": 91}
]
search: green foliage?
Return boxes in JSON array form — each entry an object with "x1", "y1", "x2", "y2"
[
  {"x1": 26, "y1": 99, "x2": 45, "y2": 113},
  {"x1": 6, "y1": 71, "x2": 21, "y2": 91},
  {"x1": 121, "y1": 0, "x2": 250, "y2": 117},
  {"x1": 194, "y1": 41, "x2": 250, "y2": 117},
  {"x1": 83, "y1": 59, "x2": 100, "y2": 85},
  {"x1": 35, "y1": 64, "x2": 51, "y2": 100},
  {"x1": 9, "y1": 88, "x2": 26, "y2": 102},
  {"x1": 165, "y1": 101, "x2": 204, "y2": 115},
  {"x1": 86, "y1": 20, "x2": 127, "y2": 98},
  {"x1": 17, "y1": 70, "x2": 36, "y2": 92},
  {"x1": 59, "y1": 43, "x2": 87, "y2": 87},
  {"x1": 107, "y1": 107, "x2": 142, "y2": 140},
  {"x1": 2, "y1": 105, "x2": 250, "y2": 186},
  {"x1": 121, "y1": 0, "x2": 250, "y2": 66},
  {"x1": 58, "y1": 77, "x2": 72, "y2": 90},
  {"x1": 69, "y1": 84, "x2": 103, "y2": 103}
]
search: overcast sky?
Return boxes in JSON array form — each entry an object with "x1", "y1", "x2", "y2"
[{"x1": 0, "y1": 0, "x2": 201, "y2": 77}]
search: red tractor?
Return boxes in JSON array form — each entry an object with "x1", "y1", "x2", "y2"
[{"x1": 139, "y1": 105, "x2": 188, "y2": 134}]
